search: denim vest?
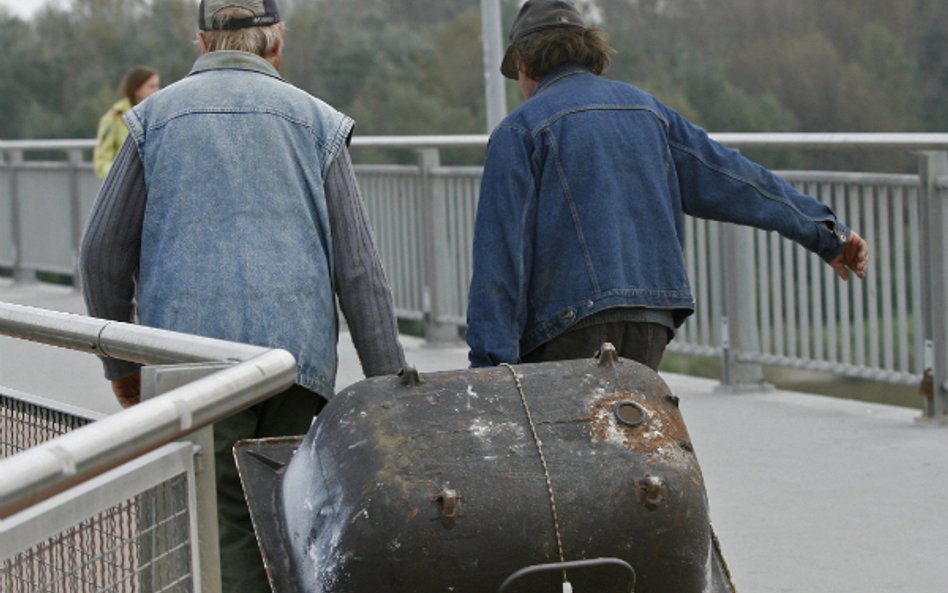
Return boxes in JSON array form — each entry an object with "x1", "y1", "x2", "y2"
[
  {"x1": 467, "y1": 64, "x2": 849, "y2": 366},
  {"x1": 125, "y1": 51, "x2": 353, "y2": 397}
]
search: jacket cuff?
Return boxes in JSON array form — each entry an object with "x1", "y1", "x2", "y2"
[{"x1": 819, "y1": 219, "x2": 851, "y2": 262}]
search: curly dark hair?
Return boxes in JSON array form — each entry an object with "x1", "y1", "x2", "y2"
[{"x1": 511, "y1": 26, "x2": 614, "y2": 80}]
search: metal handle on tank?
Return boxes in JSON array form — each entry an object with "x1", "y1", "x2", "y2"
[{"x1": 497, "y1": 557, "x2": 636, "y2": 593}]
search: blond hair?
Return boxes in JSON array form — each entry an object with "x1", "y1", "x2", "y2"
[{"x1": 200, "y1": 7, "x2": 284, "y2": 56}]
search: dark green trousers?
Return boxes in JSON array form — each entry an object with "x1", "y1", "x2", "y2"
[
  {"x1": 522, "y1": 321, "x2": 671, "y2": 371},
  {"x1": 214, "y1": 385, "x2": 327, "y2": 593}
]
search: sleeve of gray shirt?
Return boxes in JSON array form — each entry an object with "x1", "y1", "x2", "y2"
[
  {"x1": 326, "y1": 147, "x2": 407, "y2": 377},
  {"x1": 79, "y1": 136, "x2": 145, "y2": 380}
]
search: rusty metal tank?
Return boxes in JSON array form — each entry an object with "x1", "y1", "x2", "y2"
[{"x1": 236, "y1": 346, "x2": 734, "y2": 593}]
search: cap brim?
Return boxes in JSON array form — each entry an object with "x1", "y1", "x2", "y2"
[{"x1": 501, "y1": 46, "x2": 518, "y2": 80}]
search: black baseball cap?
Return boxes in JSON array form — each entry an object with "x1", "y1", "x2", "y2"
[
  {"x1": 199, "y1": 0, "x2": 281, "y2": 31},
  {"x1": 500, "y1": 0, "x2": 586, "y2": 79}
]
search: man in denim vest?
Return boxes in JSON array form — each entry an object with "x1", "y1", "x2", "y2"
[
  {"x1": 80, "y1": 1, "x2": 405, "y2": 590},
  {"x1": 466, "y1": 0, "x2": 869, "y2": 369}
]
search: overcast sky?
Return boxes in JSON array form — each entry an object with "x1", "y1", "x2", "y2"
[{"x1": 0, "y1": 0, "x2": 55, "y2": 19}]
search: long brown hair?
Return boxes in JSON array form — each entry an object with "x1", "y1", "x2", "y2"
[{"x1": 120, "y1": 66, "x2": 158, "y2": 104}]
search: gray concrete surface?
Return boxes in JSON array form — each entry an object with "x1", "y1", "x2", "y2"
[{"x1": 2, "y1": 280, "x2": 946, "y2": 593}]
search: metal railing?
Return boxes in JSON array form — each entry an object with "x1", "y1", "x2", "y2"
[
  {"x1": 0, "y1": 302, "x2": 298, "y2": 593},
  {"x1": 2, "y1": 134, "x2": 948, "y2": 420}
]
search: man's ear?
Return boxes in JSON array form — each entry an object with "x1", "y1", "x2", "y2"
[{"x1": 197, "y1": 31, "x2": 210, "y2": 53}]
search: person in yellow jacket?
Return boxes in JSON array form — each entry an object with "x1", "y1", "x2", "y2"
[{"x1": 93, "y1": 66, "x2": 161, "y2": 179}]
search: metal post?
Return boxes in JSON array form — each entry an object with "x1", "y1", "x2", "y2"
[
  {"x1": 419, "y1": 148, "x2": 457, "y2": 343},
  {"x1": 918, "y1": 151, "x2": 948, "y2": 422},
  {"x1": 141, "y1": 363, "x2": 228, "y2": 593},
  {"x1": 8, "y1": 149, "x2": 31, "y2": 282},
  {"x1": 67, "y1": 148, "x2": 83, "y2": 288},
  {"x1": 481, "y1": 0, "x2": 508, "y2": 131},
  {"x1": 716, "y1": 223, "x2": 772, "y2": 393}
]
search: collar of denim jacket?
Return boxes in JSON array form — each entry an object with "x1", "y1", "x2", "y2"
[
  {"x1": 188, "y1": 50, "x2": 285, "y2": 82},
  {"x1": 534, "y1": 63, "x2": 591, "y2": 96}
]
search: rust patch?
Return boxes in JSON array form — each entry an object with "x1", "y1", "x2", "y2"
[
  {"x1": 587, "y1": 389, "x2": 691, "y2": 455},
  {"x1": 405, "y1": 507, "x2": 420, "y2": 522}
]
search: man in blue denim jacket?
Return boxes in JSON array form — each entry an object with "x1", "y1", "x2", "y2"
[
  {"x1": 80, "y1": 1, "x2": 404, "y2": 591},
  {"x1": 466, "y1": 0, "x2": 869, "y2": 369}
]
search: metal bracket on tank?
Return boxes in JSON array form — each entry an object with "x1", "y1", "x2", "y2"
[
  {"x1": 398, "y1": 366, "x2": 426, "y2": 387},
  {"x1": 596, "y1": 342, "x2": 619, "y2": 367}
]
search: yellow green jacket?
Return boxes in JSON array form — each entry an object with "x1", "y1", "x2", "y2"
[{"x1": 93, "y1": 98, "x2": 132, "y2": 179}]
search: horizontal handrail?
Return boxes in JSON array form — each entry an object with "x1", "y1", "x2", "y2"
[
  {"x1": 0, "y1": 301, "x2": 298, "y2": 518},
  {"x1": 0, "y1": 302, "x2": 270, "y2": 365},
  {"x1": 3, "y1": 133, "x2": 948, "y2": 153}
]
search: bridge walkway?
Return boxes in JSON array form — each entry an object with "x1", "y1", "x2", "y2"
[{"x1": 1, "y1": 279, "x2": 945, "y2": 593}]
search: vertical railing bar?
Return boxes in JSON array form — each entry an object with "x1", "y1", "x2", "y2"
[
  {"x1": 458, "y1": 177, "x2": 469, "y2": 319},
  {"x1": 447, "y1": 177, "x2": 458, "y2": 318},
  {"x1": 393, "y1": 174, "x2": 405, "y2": 313},
  {"x1": 797, "y1": 182, "x2": 813, "y2": 361},
  {"x1": 757, "y1": 229, "x2": 772, "y2": 356},
  {"x1": 893, "y1": 185, "x2": 910, "y2": 373},
  {"x1": 865, "y1": 184, "x2": 881, "y2": 369},
  {"x1": 783, "y1": 234, "x2": 797, "y2": 357},
  {"x1": 839, "y1": 183, "x2": 852, "y2": 365},
  {"x1": 9, "y1": 149, "x2": 26, "y2": 281},
  {"x1": 469, "y1": 176, "x2": 478, "y2": 312},
  {"x1": 410, "y1": 175, "x2": 427, "y2": 313},
  {"x1": 374, "y1": 175, "x2": 392, "y2": 310},
  {"x1": 404, "y1": 174, "x2": 417, "y2": 315},
  {"x1": 709, "y1": 221, "x2": 722, "y2": 346},
  {"x1": 68, "y1": 149, "x2": 84, "y2": 287},
  {"x1": 879, "y1": 185, "x2": 895, "y2": 371},
  {"x1": 682, "y1": 215, "x2": 697, "y2": 346},
  {"x1": 812, "y1": 182, "x2": 828, "y2": 361},
  {"x1": 397, "y1": 175, "x2": 410, "y2": 314},
  {"x1": 379, "y1": 174, "x2": 393, "y2": 310},
  {"x1": 850, "y1": 184, "x2": 866, "y2": 366},
  {"x1": 696, "y1": 220, "x2": 710, "y2": 347},
  {"x1": 465, "y1": 175, "x2": 479, "y2": 318},
  {"x1": 398, "y1": 175, "x2": 412, "y2": 313},
  {"x1": 393, "y1": 174, "x2": 407, "y2": 314},
  {"x1": 457, "y1": 177, "x2": 471, "y2": 317},
  {"x1": 909, "y1": 184, "x2": 924, "y2": 374},
  {"x1": 417, "y1": 173, "x2": 428, "y2": 315},
  {"x1": 450, "y1": 177, "x2": 463, "y2": 319},
  {"x1": 798, "y1": 245, "x2": 811, "y2": 360},
  {"x1": 770, "y1": 231, "x2": 785, "y2": 357}
]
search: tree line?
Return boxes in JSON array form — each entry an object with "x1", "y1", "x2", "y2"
[{"x1": 1, "y1": 0, "x2": 944, "y2": 170}]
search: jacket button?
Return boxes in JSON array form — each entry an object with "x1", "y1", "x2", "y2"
[
  {"x1": 585, "y1": 300, "x2": 594, "y2": 309},
  {"x1": 562, "y1": 309, "x2": 575, "y2": 320}
]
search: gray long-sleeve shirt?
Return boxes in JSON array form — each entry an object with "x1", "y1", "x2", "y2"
[{"x1": 80, "y1": 137, "x2": 405, "y2": 386}]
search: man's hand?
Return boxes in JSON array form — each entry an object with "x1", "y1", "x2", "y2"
[
  {"x1": 111, "y1": 373, "x2": 142, "y2": 408},
  {"x1": 829, "y1": 230, "x2": 869, "y2": 281}
]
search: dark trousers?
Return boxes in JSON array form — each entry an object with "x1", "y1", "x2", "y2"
[
  {"x1": 214, "y1": 384, "x2": 327, "y2": 593},
  {"x1": 521, "y1": 321, "x2": 671, "y2": 371}
]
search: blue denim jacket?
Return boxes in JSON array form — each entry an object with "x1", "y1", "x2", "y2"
[
  {"x1": 466, "y1": 64, "x2": 849, "y2": 367},
  {"x1": 125, "y1": 51, "x2": 354, "y2": 396}
]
